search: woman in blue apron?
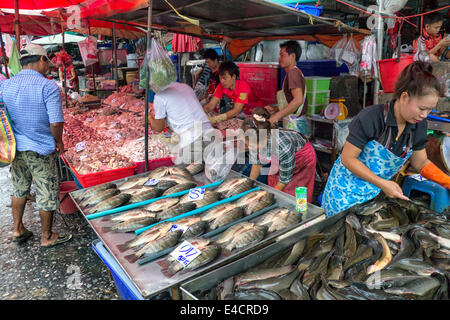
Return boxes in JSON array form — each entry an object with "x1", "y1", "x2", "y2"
[{"x1": 322, "y1": 61, "x2": 450, "y2": 217}]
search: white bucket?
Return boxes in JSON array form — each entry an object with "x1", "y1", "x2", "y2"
[{"x1": 127, "y1": 53, "x2": 138, "y2": 68}]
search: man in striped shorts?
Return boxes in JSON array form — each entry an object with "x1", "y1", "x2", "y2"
[{"x1": 0, "y1": 44, "x2": 72, "y2": 247}]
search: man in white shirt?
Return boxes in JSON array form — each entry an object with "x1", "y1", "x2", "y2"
[{"x1": 150, "y1": 82, "x2": 215, "y2": 164}]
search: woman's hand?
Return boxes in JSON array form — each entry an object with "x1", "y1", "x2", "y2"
[{"x1": 379, "y1": 180, "x2": 410, "y2": 201}]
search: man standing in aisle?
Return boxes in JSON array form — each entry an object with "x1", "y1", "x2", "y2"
[
  {"x1": 267, "y1": 40, "x2": 307, "y2": 126},
  {"x1": 0, "y1": 44, "x2": 72, "y2": 247}
]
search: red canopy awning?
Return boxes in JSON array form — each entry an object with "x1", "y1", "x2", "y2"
[
  {"x1": 0, "y1": 0, "x2": 84, "y2": 10},
  {"x1": 0, "y1": 12, "x2": 62, "y2": 36},
  {"x1": 172, "y1": 33, "x2": 202, "y2": 53}
]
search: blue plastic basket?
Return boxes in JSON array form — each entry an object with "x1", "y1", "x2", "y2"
[
  {"x1": 92, "y1": 240, "x2": 144, "y2": 300},
  {"x1": 286, "y1": 4, "x2": 323, "y2": 16}
]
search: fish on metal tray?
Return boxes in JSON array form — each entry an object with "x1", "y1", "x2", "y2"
[
  {"x1": 234, "y1": 190, "x2": 275, "y2": 216},
  {"x1": 162, "y1": 182, "x2": 197, "y2": 196},
  {"x1": 366, "y1": 233, "x2": 392, "y2": 275},
  {"x1": 386, "y1": 258, "x2": 443, "y2": 276},
  {"x1": 80, "y1": 188, "x2": 120, "y2": 208},
  {"x1": 159, "y1": 238, "x2": 221, "y2": 277},
  {"x1": 151, "y1": 180, "x2": 178, "y2": 193},
  {"x1": 168, "y1": 166, "x2": 194, "y2": 180},
  {"x1": 256, "y1": 208, "x2": 301, "y2": 233},
  {"x1": 185, "y1": 163, "x2": 204, "y2": 176},
  {"x1": 357, "y1": 200, "x2": 387, "y2": 216},
  {"x1": 230, "y1": 288, "x2": 283, "y2": 300},
  {"x1": 236, "y1": 265, "x2": 300, "y2": 293},
  {"x1": 173, "y1": 217, "x2": 208, "y2": 240},
  {"x1": 235, "y1": 265, "x2": 297, "y2": 287},
  {"x1": 214, "y1": 177, "x2": 254, "y2": 198},
  {"x1": 200, "y1": 203, "x2": 243, "y2": 231},
  {"x1": 142, "y1": 197, "x2": 180, "y2": 212},
  {"x1": 117, "y1": 175, "x2": 150, "y2": 191},
  {"x1": 179, "y1": 190, "x2": 220, "y2": 208},
  {"x1": 383, "y1": 276, "x2": 441, "y2": 299},
  {"x1": 159, "y1": 174, "x2": 195, "y2": 185},
  {"x1": 104, "y1": 215, "x2": 159, "y2": 233},
  {"x1": 289, "y1": 274, "x2": 310, "y2": 300},
  {"x1": 124, "y1": 229, "x2": 183, "y2": 263},
  {"x1": 147, "y1": 166, "x2": 171, "y2": 179},
  {"x1": 87, "y1": 193, "x2": 132, "y2": 214},
  {"x1": 157, "y1": 202, "x2": 197, "y2": 221},
  {"x1": 117, "y1": 221, "x2": 173, "y2": 252},
  {"x1": 126, "y1": 187, "x2": 163, "y2": 204},
  {"x1": 216, "y1": 222, "x2": 256, "y2": 245},
  {"x1": 107, "y1": 209, "x2": 157, "y2": 223},
  {"x1": 75, "y1": 182, "x2": 117, "y2": 202},
  {"x1": 222, "y1": 224, "x2": 267, "y2": 253}
]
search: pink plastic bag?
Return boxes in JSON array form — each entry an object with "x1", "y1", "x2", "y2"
[{"x1": 78, "y1": 36, "x2": 99, "y2": 67}]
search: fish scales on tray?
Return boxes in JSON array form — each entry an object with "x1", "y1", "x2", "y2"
[
  {"x1": 80, "y1": 188, "x2": 120, "y2": 208},
  {"x1": 162, "y1": 182, "x2": 197, "y2": 196},
  {"x1": 142, "y1": 197, "x2": 180, "y2": 212},
  {"x1": 75, "y1": 182, "x2": 117, "y2": 202},
  {"x1": 161, "y1": 238, "x2": 221, "y2": 277},
  {"x1": 124, "y1": 230, "x2": 183, "y2": 263},
  {"x1": 157, "y1": 202, "x2": 197, "y2": 221},
  {"x1": 185, "y1": 163, "x2": 204, "y2": 176},
  {"x1": 108, "y1": 209, "x2": 157, "y2": 223},
  {"x1": 171, "y1": 216, "x2": 208, "y2": 239},
  {"x1": 117, "y1": 176, "x2": 150, "y2": 192},
  {"x1": 87, "y1": 193, "x2": 132, "y2": 214},
  {"x1": 256, "y1": 208, "x2": 301, "y2": 232},
  {"x1": 221, "y1": 224, "x2": 267, "y2": 253},
  {"x1": 105, "y1": 215, "x2": 159, "y2": 233},
  {"x1": 214, "y1": 178, "x2": 254, "y2": 199},
  {"x1": 168, "y1": 166, "x2": 194, "y2": 180},
  {"x1": 200, "y1": 203, "x2": 243, "y2": 230},
  {"x1": 126, "y1": 187, "x2": 163, "y2": 204},
  {"x1": 159, "y1": 174, "x2": 195, "y2": 185},
  {"x1": 147, "y1": 166, "x2": 171, "y2": 179},
  {"x1": 117, "y1": 222, "x2": 173, "y2": 252},
  {"x1": 179, "y1": 190, "x2": 220, "y2": 208},
  {"x1": 234, "y1": 190, "x2": 275, "y2": 215}
]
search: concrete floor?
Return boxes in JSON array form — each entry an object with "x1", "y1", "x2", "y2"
[{"x1": 0, "y1": 166, "x2": 120, "y2": 300}]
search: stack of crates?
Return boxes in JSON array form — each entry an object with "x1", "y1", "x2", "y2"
[{"x1": 305, "y1": 76, "x2": 331, "y2": 116}]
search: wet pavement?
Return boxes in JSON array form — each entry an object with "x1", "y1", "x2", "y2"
[{"x1": 0, "y1": 166, "x2": 120, "y2": 300}]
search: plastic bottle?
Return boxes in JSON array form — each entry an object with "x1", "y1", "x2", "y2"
[{"x1": 295, "y1": 187, "x2": 307, "y2": 213}]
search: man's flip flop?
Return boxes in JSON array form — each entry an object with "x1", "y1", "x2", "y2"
[
  {"x1": 42, "y1": 234, "x2": 73, "y2": 248},
  {"x1": 13, "y1": 230, "x2": 34, "y2": 244}
]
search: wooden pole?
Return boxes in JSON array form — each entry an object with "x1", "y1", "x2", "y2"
[
  {"x1": 144, "y1": 0, "x2": 153, "y2": 172},
  {"x1": 61, "y1": 22, "x2": 69, "y2": 109},
  {"x1": 14, "y1": 0, "x2": 20, "y2": 51}
]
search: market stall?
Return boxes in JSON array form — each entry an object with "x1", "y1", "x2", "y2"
[{"x1": 69, "y1": 166, "x2": 325, "y2": 299}]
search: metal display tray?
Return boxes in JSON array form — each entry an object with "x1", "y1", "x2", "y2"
[
  {"x1": 70, "y1": 170, "x2": 324, "y2": 299},
  {"x1": 180, "y1": 209, "x2": 347, "y2": 300}
]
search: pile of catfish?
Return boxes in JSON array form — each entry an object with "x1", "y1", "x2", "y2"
[{"x1": 201, "y1": 198, "x2": 450, "y2": 300}]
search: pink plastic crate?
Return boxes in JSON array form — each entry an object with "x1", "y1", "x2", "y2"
[{"x1": 133, "y1": 157, "x2": 174, "y2": 175}]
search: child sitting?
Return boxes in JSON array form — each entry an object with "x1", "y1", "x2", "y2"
[{"x1": 413, "y1": 12, "x2": 450, "y2": 62}]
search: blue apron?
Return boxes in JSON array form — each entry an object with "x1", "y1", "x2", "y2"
[{"x1": 322, "y1": 103, "x2": 413, "y2": 217}]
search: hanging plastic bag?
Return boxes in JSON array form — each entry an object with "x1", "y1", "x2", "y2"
[
  {"x1": 0, "y1": 99, "x2": 16, "y2": 167},
  {"x1": 205, "y1": 140, "x2": 237, "y2": 182},
  {"x1": 360, "y1": 35, "x2": 378, "y2": 78},
  {"x1": 78, "y1": 36, "x2": 99, "y2": 67},
  {"x1": 146, "y1": 38, "x2": 177, "y2": 92},
  {"x1": 341, "y1": 34, "x2": 360, "y2": 67},
  {"x1": 331, "y1": 34, "x2": 348, "y2": 66}
]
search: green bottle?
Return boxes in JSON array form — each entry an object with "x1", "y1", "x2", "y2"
[{"x1": 295, "y1": 187, "x2": 307, "y2": 213}]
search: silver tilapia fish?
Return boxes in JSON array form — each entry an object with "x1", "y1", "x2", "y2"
[
  {"x1": 235, "y1": 190, "x2": 275, "y2": 215},
  {"x1": 75, "y1": 182, "x2": 117, "y2": 201},
  {"x1": 162, "y1": 182, "x2": 197, "y2": 196},
  {"x1": 185, "y1": 163, "x2": 204, "y2": 176},
  {"x1": 87, "y1": 193, "x2": 132, "y2": 214},
  {"x1": 80, "y1": 187, "x2": 120, "y2": 208},
  {"x1": 143, "y1": 197, "x2": 180, "y2": 212},
  {"x1": 214, "y1": 178, "x2": 254, "y2": 199},
  {"x1": 179, "y1": 190, "x2": 220, "y2": 208}
]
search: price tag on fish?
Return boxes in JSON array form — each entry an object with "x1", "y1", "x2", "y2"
[
  {"x1": 75, "y1": 141, "x2": 86, "y2": 152},
  {"x1": 144, "y1": 178, "x2": 160, "y2": 186},
  {"x1": 86, "y1": 118, "x2": 94, "y2": 122},
  {"x1": 169, "y1": 223, "x2": 188, "y2": 234},
  {"x1": 114, "y1": 133, "x2": 122, "y2": 141},
  {"x1": 169, "y1": 240, "x2": 202, "y2": 267},
  {"x1": 188, "y1": 188, "x2": 205, "y2": 201}
]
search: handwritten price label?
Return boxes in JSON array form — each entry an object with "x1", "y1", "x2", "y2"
[
  {"x1": 114, "y1": 133, "x2": 122, "y2": 141},
  {"x1": 75, "y1": 141, "x2": 86, "y2": 152},
  {"x1": 169, "y1": 224, "x2": 188, "y2": 234},
  {"x1": 144, "y1": 178, "x2": 161, "y2": 186},
  {"x1": 169, "y1": 240, "x2": 202, "y2": 267},
  {"x1": 188, "y1": 188, "x2": 205, "y2": 201}
]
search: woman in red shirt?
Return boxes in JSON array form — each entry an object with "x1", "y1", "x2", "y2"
[
  {"x1": 59, "y1": 61, "x2": 79, "y2": 92},
  {"x1": 204, "y1": 61, "x2": 263, "y2": 124}
]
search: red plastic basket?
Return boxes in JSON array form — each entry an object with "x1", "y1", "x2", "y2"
[
  {"x1": 133, "y1": 157, "x2": 174, "y2": 175},
  {"x1": 61, "y1": 155, "x2": 137, "y2": 188},
  {"x1": 377, "y1": 55, "x2": 414, "y2": 93}
]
